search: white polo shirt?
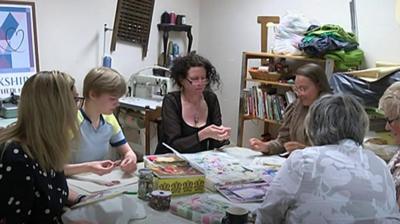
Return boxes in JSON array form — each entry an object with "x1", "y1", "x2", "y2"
[{"x1": 70, "y1": 109, "x2": 126, "y2": 163}]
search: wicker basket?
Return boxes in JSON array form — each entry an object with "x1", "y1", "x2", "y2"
[{"x1": 248, "y1": 67, "x2": 281, "y2": 81}]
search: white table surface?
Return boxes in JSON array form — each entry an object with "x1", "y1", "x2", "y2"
[{"x1": 68, "y1": 147, "x2": 267, "y2": 223}]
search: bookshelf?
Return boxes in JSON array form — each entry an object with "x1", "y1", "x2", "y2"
[{"x1": 236, "y1": 51, "x2": 334, "y2": 146}]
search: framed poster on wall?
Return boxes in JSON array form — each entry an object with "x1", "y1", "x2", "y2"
[{"x1": 0, "y1": 1, "x2": 39, "y2": 99}]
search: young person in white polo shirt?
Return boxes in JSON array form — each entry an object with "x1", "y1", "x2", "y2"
[{"x1": 64, "y1": 67, "x2": 137, "y2": 176}]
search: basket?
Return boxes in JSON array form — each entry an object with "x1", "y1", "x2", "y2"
[{"x1": 248, "y1": 67, "x2": 281, "y2": 81}]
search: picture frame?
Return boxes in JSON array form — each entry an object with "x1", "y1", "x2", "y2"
[{"x1": 0, "y1": 1, "x2": 39, "y2": 98}]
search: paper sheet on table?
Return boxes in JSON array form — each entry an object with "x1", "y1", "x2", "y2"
[
  {"x1": 252, "y1": 155, "x2": 286, "y2": 168},
  {"x1": 67, "y1": 168, "x2": 138, "y2": 193}
]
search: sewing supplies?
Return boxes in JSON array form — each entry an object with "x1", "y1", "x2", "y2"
[
  {"x1": 169, "y1": 11, "x2": 177, "y2": 24},
  {"x1": 148, "y1": 190, "x2": 172, "y2": 211},
  {"x1": 102, "y1": 24, "x2": 113, "y2": 68},
  {"x1": 138, "y1": 168, "x2": 154, "y2": 200},
  {"x1": 144, "y1": 152, "x2": 206, "y2": 196},
  {"x1": 176, "y1": 15, "x2": 185, "y2": 25},
  {"x1": 161, "y1": 11, "x2": 170, "y2": 24}
]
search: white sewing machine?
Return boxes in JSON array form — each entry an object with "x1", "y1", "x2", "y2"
[
  {"x1": 120, "y1": 66, "x2": 176, "y2": 110},
  {"x1": 128, "y1": 73, "x2": 175, "y2": 100}
]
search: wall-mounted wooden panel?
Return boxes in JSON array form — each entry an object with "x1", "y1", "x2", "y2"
[{"x1": 111, "y1": 0, "x2": 155, "y2": 58}]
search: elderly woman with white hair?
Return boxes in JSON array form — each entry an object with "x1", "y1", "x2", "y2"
[
  {"x1": 379, "y1": 82, "x2": 400, "y2": 207},
  {"x1": 256, "y1": 94, "x2": 400, "y2": 224}
]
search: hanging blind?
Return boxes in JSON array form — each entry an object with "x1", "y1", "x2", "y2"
[{"x1": 110, "y1": 0, "x2": 155, "y2": 58}]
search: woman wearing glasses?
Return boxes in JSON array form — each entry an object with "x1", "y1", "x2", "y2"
[
  {"x1": 379, "y1": 82, "x2": 400, "y2": 207},
  {"x1": 155, "y1": 54, "x2": 231, "y2": 154},
  {"x1": 249, "y1": 63, "x2": 331, "y2": 155}
]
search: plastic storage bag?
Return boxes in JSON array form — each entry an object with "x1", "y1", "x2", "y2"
[
  {"x1": 329, "y1": 70, "x2": 400, "y2": 107},
  {"x1": 271, "y1": 12, "x2": 317, "y2": 55}
]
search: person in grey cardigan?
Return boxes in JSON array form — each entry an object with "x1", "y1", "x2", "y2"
[{"x1": 249, "y1": 63, "x2": 331, "y2": 155}]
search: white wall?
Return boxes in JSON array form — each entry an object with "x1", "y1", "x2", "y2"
[
  {"x1": 29, "y1": 0, "x2": 400, "y2": 147},
  {"x1": 357, "y1": 0, "x2": 400, "y2": 66},
  {"x1": 198, "y1": 0, "x2": 400, "y2": 146},
  {"x1": 33, "y1": 0, "x2": 200, "y2": 92}
]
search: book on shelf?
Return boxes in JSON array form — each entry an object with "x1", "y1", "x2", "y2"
[
  {"x1": 285, "y1": 91, "x2": 296, "y2": 104},
  {"x1": 243, "y1": 85, "x2": 296, "y2": 121},
  {"x1": 242, "y1": 89, "x2": 249, "y2": 115},
  {"x1": 256, "y1": 87, "x2": 265, "y2": 119}
]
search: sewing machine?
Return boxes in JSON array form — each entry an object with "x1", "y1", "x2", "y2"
[
  {"x1": 128, "y1": 73, "x2": 175, "y2": 100},
  {"x1": 119, "y1": 67, "x2": 176, "y2": 155},
  {"x1": 0, "y1": 93, "x2": 19, "y2": 118}
]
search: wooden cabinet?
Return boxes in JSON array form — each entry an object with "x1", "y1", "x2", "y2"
[{"x1": 236, "y1": 51, "x2": 334, "y2": 146}]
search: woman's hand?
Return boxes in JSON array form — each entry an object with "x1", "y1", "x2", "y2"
[
  {"x1": 199, "y1": 125, "x2": 231, "y2": 141},
  {"x1": 87, "y1": 160, "x2": 115, "y2": 176},
  {"x1": 283, "y1": 141, "x2": 306, "y2": 152},
  {"x1": 249, "y1": 138, "x2": 269, "y2": 153}
]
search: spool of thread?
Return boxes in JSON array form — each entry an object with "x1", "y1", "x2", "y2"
[
  {"x1": 181, "y1": 16, "x2": 186, "y2": 25},
  {"x1": 149, "y1": 190, "x2": 171, "y2": 211},
  {"x1": 102, "y1": 56, "x2": 112, "y2": 68},
  {"x1": 170, "y1": 11, "x2": 176, "y2": 25},
  {"x1": 161, "y1": 11, "x2": 170, "y2": 24},
  {"x1": 167, "y1": 41, "x2": 174, "y2": 55},
  {"x1": 176, "y1": 15, "x2": 184, "y2": 25},
  {"x1": 172, "y1": 43, "x2": 179, "y2": 56}
]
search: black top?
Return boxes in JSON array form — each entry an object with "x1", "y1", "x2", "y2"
[
  {"x1": 0, "y1": 142, "x2": 68, "y2": 224},
  {"x1": 156, "y1": 91, "x2": 226, "y2": 154}
]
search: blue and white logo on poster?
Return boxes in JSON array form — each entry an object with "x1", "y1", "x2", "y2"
[{"x1": 0, "y1": 4, "x2": 37, "y2": 99}]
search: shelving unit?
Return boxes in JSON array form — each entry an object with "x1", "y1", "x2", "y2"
[
  {"x1": 157, "y1": 24, "x2": 193, "y2": 66},
  {"x1": 236, "y1": 51, "x2": 334, "y2": 146}
]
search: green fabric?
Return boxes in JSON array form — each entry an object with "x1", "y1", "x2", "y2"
[
  {"x1": 305, "y1": 24, "x2": 358, "y2": 44},
  {"x1": 325, "y1": 49, "x2": 364, "y2": 70}
]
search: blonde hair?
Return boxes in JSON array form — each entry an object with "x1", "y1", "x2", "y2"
[
  {"x1": 379, "y1": 82, "x2": 400, "y2": 118},
  {"x1": 83, "y1": 67, "x2": 126, "y2": 98},
  {"x1": 0, "y1": 71, "x2": 79, "y2": 171}
]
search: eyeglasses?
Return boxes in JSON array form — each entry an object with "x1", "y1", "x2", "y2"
[
  {"x1": 292, "y1": 85, "x2": 309, "y2": 94},
  {"x1": 385, "y1": 116, "x2": 400, "y2": 126},
  {"x1": 186, "y1": 77, "x2": 208, "y2": 85}
]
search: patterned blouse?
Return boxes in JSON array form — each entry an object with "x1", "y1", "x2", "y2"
[
  {"x1": 388, "y1": 150, "x2": 400, "y2": 200},
  {"x1": 0, "y1": 142, "x2": 68, "y2": 223},
  {"x1": 256, "y1": 140, "x2": 400, "y2": 224}
]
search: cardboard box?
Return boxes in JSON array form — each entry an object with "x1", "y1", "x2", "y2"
[{"x1": 144, "y1": 154, "x2": 205, "y2": 196}]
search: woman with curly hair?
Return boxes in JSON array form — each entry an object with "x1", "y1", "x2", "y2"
[{"x1": 155, "y1": 53, "x2": 231, "y2": 154}]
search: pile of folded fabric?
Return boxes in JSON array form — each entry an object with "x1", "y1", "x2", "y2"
[{"x1": 299, "y1": 24, "x2": 364, "y2": 70}]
